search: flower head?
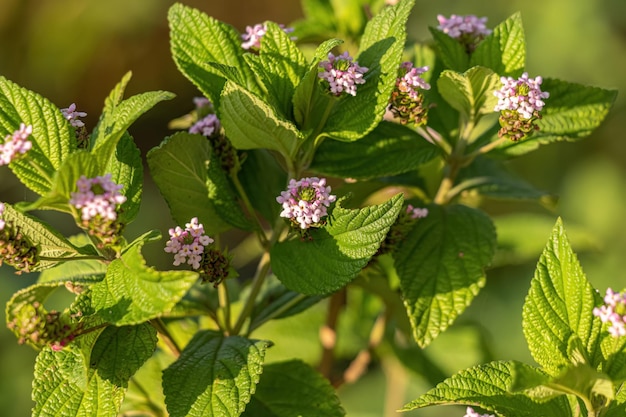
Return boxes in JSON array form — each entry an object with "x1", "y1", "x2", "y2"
[
  {"x1": 69, "y1": 174, "x2": 127, "y2": 222},
  {"x1": 0, "y1": 123, "x2": 33, "y2": 166},
  {"x1": 165, "y1": 217, "x2": 214, "y2": 270},
  {"x1": 0, "y1": 202, "x2": 40, "y2": 274},
  {"x1": 276, "y1": 177, "x2": 336, "y2": 230},
  {"x1": 437, "y1": 14, "x2": 491, "y2": 52},
  {"x1": 318, "y1": 52, "x2": 368, "y2": 97},
  {"x1": 241, "y1": 23, "x2": 295, "y2": 50},
  {"x1": 463, "y1": 407, "x2": 495, "y2": 417},
  {"x1": 388, "y1": 62, "x2": 431, "y2": 125},
  {"x1": 189, "y1": 114, "x2": 221, "y2": 138},
  {"x1": 406, "y1": 204, "x2": 429, "y2": 219},
  {"x1": 61, "y1": 103, "x2": 87, "y2": 128},
  {"x1": 594, "y1": 288, "x2": 626, "y2": 338},
  {"x1": 494, "y1": 72, "x2": 549, "y2": 141}
]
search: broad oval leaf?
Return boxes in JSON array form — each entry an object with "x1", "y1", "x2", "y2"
[
  {"x1": 470, "y1": 12, "x2": 525, "y2": 77},
  {"x1": 522, "y1": 218, "x2": 604, "y2": 376},
  {"x1": 428, "y1": 27, "x2": 469, "y2": 72},
  {"x1": 271, "y1": 194, "x2": 404, "y2": 295},
  {"x1": 243, "y1": 360, "x2": 345, "y2": 417},
  {"x1": 162, "y1": 331, "x2": 270, "y2": 417},
  {"x1": 394, "y1": 204, "x2": 496, "y2": 348}
]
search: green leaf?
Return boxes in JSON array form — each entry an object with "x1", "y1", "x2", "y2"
[
  {"x1": 429, "y1": 27, "x2": 469, "y2": 72},
  {"x1": 271, "y1": 194, "x2": 404, "y2": 295},
  {"x1": 310, "y1": 121, "x2": 439, "y2": 180},
  {"x1": 103, "y1": 132, "x2": 143, "y2": 224},
  {"x1": 91, "y1": 73, "x2": 174, "y2": 167},
  {"x1": 322, "y1": 0, "x2": 414, "y2": 141},
  {"x1": 243, "y1": 22, "x2": 307, "y2": 118},
  {"x1": 522, "y1": 218, "x2": 604, "y2": 376},
  {"x1": 91, "y1": 231, "x2": 199, "y2": 325},
  {"x1": 38, "y1": 257, "x2": 106, "y2": 284},
  {"x1": 168, "y1": 3, "x2": 260, "y2": 107},
  {"x1": 220, "y1": 81, "x2": 303, "y2": 158},
  {"x1": 394, "y1": 204, "x2": 496, "y2": 348},
  {"x1": 162, "y1": 331, "x2": 270, "y2": 417},
  {"x1": 33, "y1": 345, "x2": 125, "y2": 417},
  {"x1": 0, "y1": 77, "x2": 74, "y2": 195},
  {"x1": 89, "y1": 323, "x2": 157, "y2": 387},
  {"x1": 437, "y1": 66, "x2": 500, "y2": 121},
  {"x1": 470, "y1": 12, "x2": 526, "y2": 77},
  {"x1": 497, "y1": 79, "x2": 617, "y2": 156},
  {"x1": 402, "y1": 360, "x2": 573, "y2": 417},
  {"x1": 147, "y1": 132, "x2": 251, "y2": 235},
  {"x1": 120, "y1": 350, "x2": 173, "y2": 417},
  {"x1": 238, "y1": 149, "x2": 287, "y2": 222},
  {"x1": 1, "y1": 203, "x2": 83, "y2": 271},
  {"x1": 243, "y1": 360, "x2": 345, "y2": 417}
]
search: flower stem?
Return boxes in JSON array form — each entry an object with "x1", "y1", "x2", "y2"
[
  {"x1": 217, "y1": 282, "x2": 232, "y2": 335},
  {"x1": 231, "y1": 172, "x2": 269, "y2": 248},
  {"x1": 231, "y1": 251, "x2": 271, "y2": 335},
  {"x1": 150, "y1": 318, "x2": 181, "y2": 357}
]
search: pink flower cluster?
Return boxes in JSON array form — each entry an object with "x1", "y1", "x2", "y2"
[
  {"x1": 276, "y1": 177, "x2": 336, "y2": 229},
  {"x1": 61, "y1": 103, "x2": 87, "y2": 128},
  {"x1": 318, "y1": 52, "x2": 368, "y2": 97},
  {"x1": 0, "y1": 202, "x2": 5, "y2": 230},
  {"x1": 463, "y1": 407, "x2": 494, "y2": 417},
  {"x1": 69, "y1": 174, "x2": 127, "y2": 222},
  {"x1": 593, "y1": 288, "x2": 626, "y2": 337},
  {"x1": 396, "y1": 62, "x2": 431, "y2": 100},
  {"x1": 437, "y1": 14, "x2": 492, "y2": 39},
  {"x1": 406, "y1": 204, "x2": 428, "y2": 219},
  {"x1": 189, "y1": 114, "x2": 221, "y2": 137},
  {"x1": 0, "y1": 123, "x2": 33, "y2": 166},
  {"x1": 494, "y1": 73, "x2": 550, "y2": 119},
  {"x1": 164, "y1": 217, "x2": 214, "y2": 269},
  {"x1": 241, "y1": 23, "x2": 295, "y2": 50}
]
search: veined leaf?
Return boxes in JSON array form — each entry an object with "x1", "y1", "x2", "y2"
[
  {"x1": 470, "y1": 12, "x2": 526, "y2": 77},
  {"x1": 220, "y1": 81, "x2": 303, "y2": 158},
  {"x1": 429, "y1": 27, "x2": 469, "y2": 72},
  {"x1": 322, "y1": 0, "x2": 414, "y2": 141},
  {"x1": 402, "y1": 360, "x2": 573, "y2": 417},
  {"x1": 0, "y1": 76, "x2": 74, "y2": 195},
  {"x1": 91, "y1": 230, "x2": 199, "y2": 325},
  {"x1": 522, "y1": 218, "x2": 604, "y2": 376},
  {"x1": 394, "y1": 204, "x2": 496, "y2": 348},
  {"x1": 147, "y1": 132, "x2": 251, "y2": 235},
  {"x1": 168, "y1": 3, "x2": 260, "y2": 106},
  {"x1": 243, "y1": 360, "x2": 345, "y2": 417},
  {"x1": 437, "y1": 66, "x2": 500, "y2": 121},
  {"x1": 310, "y1": 121, "x2": 439, "y2": 180},
  {"x1": 162, "y1": 331, "x2": 270, "y2": 417},
  {"x1": 271, "y1": 194, "x2": 404, "y2": 295}
]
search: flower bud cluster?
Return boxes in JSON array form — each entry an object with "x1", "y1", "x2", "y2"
[
  {"x1": 6, "y1": 301, "x2": 81, "y2": 351},
  {"x1": 593, "y1": 288, "x2": 626, "y2": 337},
  {"x1": 241, "y1": 23, "x2": 295, "y2": 50},
  {"x1": 0, "y1": 203, "x2": 40, "y2": 274},
  {"x1": 388, "y1": 62, "x2": 431, "y2": 126},
  {"x1": 0, "y1": 123, "x2": 33, "y2": 166},
  {"x1": 493, "y1": 72, "x2": 549, "y2": 141},
  {"x1": 70, "y1": 174, "x2": 127, "y2": 222},
  {"x1": 318, "y1": 52, "x2": 368, "y2": 97},
  {"x1": 165, "y1": 217, "x2": 214, "y2": 270},
  {"x1": 276, "y1": 177, "x2": 336, "y2": 230},
  {"x1": 463, "y1": 407, "x2": 495, "y2": 417},
  {"x1": 437, "y1": 14, "x2": 492, "y2": 52}
]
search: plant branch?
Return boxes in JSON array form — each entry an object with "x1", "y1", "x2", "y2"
[
  {"x1": 231, "y1": 171, "x2": 269, "y2": 248},
  {"x1": 231, "y1": 251, "x2": 271, "y2": 335},
  {"x1": 318, "y1": 288, "x2": 346, "y2": 383},
  {"x1": 150, "y1": 318, "x2": 181, "y2": 357}
]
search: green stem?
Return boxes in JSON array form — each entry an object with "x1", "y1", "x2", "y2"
[
  {"x1": 464, "y1": 135, "x2": 508, "y2": 161},
  {"x1": 39, "y1": 255, "x2": 106, "y2": 262},
  {"x1": 128, "y1": 375, "x2": 165, "y2": 417},
  {"x1": 26, "y1": 159, "x2": 53, "y2": 185},
  {"x1": 150, "y1": 318, "x2": 181, "y2": 357},
  {"x1": 217, "y1": 283, "x2": 232, "y2": 335},
  {"x1": 246, "y1": 293, "x2": 307, "y2": 336},
  {"x1": 231, "y1": 171, "x2": 269, "y2": 248},
  {"x1": 231, "y1": 251, "x2": 271, "y2": 335}
]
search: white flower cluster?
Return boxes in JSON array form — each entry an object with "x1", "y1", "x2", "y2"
[
  {"x1": 69, "y1": 174, "x2": 127, "y2": 222},
  {"x1": 318, "y1": 52, "x2": 368, "y2": 97},
  {"x1": 494, "y1": 72, "x2": 550, "y2": 119},
  {"x1": 164, "y1": 217, "x2": 214, "y2": 269},
  {"x1": 276, "y1": 177, "x2": 336, "y2": 229}
]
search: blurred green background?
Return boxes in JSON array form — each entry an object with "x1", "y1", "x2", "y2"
[{"x1": 0, "y1": 0, "x2": 624, "y2": 416}]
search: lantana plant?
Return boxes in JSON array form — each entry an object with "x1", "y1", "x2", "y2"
[{"x1": 0, "y1": 0, "x2": 619, "y2": 416}]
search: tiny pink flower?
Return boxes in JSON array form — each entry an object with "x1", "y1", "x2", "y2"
[
  {"x1": 193, "y1": 97, "x2": 211, "y2": 109},
  {"x1": 61, "y1": 103, "x2": 87, "y2": 128},
  {"x1": 241, "y1": 23, "x2": 295, "y2": 50},
  {"x1": 406, "y1": 204, "x2": 428, "y2": 219},
  {"x1": 276, "y1": 177, "x2": 336, "y2": 229},
  {"x1": 494, "y1": 72, "x2": 550, "y2": 119},
  {"x1": 397, "y1": 62, "x2": 431, "y2": 99},
  {"x1": 0, "y1": 123, "x2": 33, "y2": 166},
  {"x1": 69, "y1": 174, "x2": 126, "y2": 222},
  {"x1": 463, "y1": 406, "x2": 495, "y2": 417},
  {"x1": 437, "y1": 14, "x2": 492, "y2": 40},
  {"x1": 594, "y1": 288, "x2": 626, "y2": 338},
  {"x1": 318, "y1": 52, "x2": 368, "y2": 97},
  {"x1": 189, "y1": 114, "x2": 221, "y2": 138},
  {"x1": 0, "y1": 202, "x2": 5, "y2": 230},
  {"x1": 165, "y1": 217, "x2": 214, "y2": 269}
]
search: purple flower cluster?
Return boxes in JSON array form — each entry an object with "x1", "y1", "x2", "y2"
[
  {"x1": 0, "y1": 123, "x2": 33, "y2": 166},
  {"x1": 276, "y1": 177, "x2": 336, "y2": 229},
  {"x1": 189, "y1": 114, "x2": 221, "y2": 137},
  {"x1": 406, "y1": 204, "x2": 428, "y2": 219},
  {"x1": 396, "y1": 62, "x2": 431, "y2": 99},
  {"x1": 0, "y1": 202, "x2": 5, "y2": 230},
  {"x1": 494, "y1": 72, "x2": 550, "y2": 119},
  {"x1": 61, "y1": 103, "x2": 87, "y2": 128},
  {"x1": 463, "y1": 407, "x2": 494, "y2": 417},
  {"x1": 241, "y1": 23, "x2": 295, "y2": 50},
  {"x1": 437, "y1": 14, "x2": 492, "y2": 40},
  {"x1": 69, "y1": 174, "x2": 127, "y2": 222},
  {"x1": 593, "y1": 288, "x2": 626, "y2": 337},
  {"x1": 318, "y1": 52, "x2": 368, "y2": 97},
  {"x1": 164, "y1": 217, "x2": 214, "y2": 269}
]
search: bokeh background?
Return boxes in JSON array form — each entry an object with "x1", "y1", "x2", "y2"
[{"x1": 0, "y1": 0, "x2": 624, "y2": 416}]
